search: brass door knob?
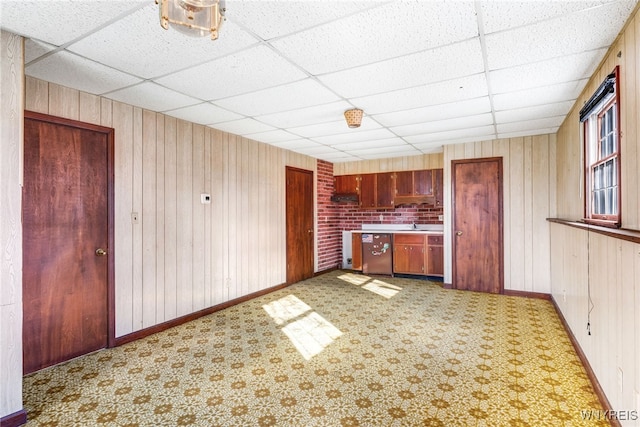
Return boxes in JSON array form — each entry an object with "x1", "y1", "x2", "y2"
[
  {"x1": 95, "y1": 248, "x2": 108, "y2": 256},
  {"x1": 456, "y1": 231, "x2": 463, "y2": 236}
]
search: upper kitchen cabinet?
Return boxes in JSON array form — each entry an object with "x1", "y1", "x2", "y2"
[
  {"x1": 433, "y1": 169, "x2": 443, "y2": 207},
  {"x1": 332, "y1": 174, "x2": 359, "y2": 202},
  {"x1": 360, "y1": 172, "x2": 395, "y2": 209},
  {"x1": 394, "y1": 169, "x2": 442, "y2": 206}
]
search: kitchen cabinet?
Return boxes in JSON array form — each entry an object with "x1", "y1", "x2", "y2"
[
  {"x1": 351, "y1": 233, "x2": 362, "y2": 271},
  {"x1": 360, "y1": 172, "x2": 395, "y2": 209},
  {"x1": 393, "y1": 234, "x2": 426, "y2": 274},
  {"x1": 332, "y1": 175, "x2": 359, "y2": 202},
  {"x1": 426, "y1": 235, "x2": 444, "y2": 276},
  {"x1": 394, "y1": 169, "x2": 442, "y2": 206},
  {"x1": 434, "y1": 169, "x2": 443, "y2": 207}
]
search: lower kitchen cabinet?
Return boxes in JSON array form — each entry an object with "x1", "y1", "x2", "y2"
[
  {"x1": 426, "y1": 235, "x2": 444, "y2": 276},
  {"x1": 393, "y1": 234, "x2": 426, "y2": 274},
  {"x1": 393, "y1": 233, "x2": 444, "y2": 277},
  {"x1": 351, "y1": 233, "x2": 362, "y2": 271}
]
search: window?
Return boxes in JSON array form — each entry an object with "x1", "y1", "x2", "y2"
[{"x1": 580, "y1": 67, "x2": 621, "y2": 228}]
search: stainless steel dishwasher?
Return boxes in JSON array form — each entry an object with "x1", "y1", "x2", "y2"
[{"x1": 361, "y1": 233, "x2": 392, "y2": 275}]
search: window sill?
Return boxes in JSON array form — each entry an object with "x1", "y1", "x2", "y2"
[{"x1": 546, "y1": 218, "x2": 640, "y2": 244}]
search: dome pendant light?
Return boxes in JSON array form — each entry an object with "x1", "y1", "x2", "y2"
[{"x1": 344, "y1": 108, "x2": 363, "y2": 128}]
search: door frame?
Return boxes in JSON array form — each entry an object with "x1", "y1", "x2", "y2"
[
  {"x1": 24, "y1": 110, "x2": 116, "y2": 348},
  {"x1": 285, "y1": 166, "x2": 315, "y2": 284},
  {"x1": 451, "y1": 156, "x2": 504, "y2": 293}
]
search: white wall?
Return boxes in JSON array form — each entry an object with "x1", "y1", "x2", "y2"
[{"x1": 0, "y1": 30, "x2": 24, "y2": 421}]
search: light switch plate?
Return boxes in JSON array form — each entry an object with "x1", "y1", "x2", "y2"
[{"x1": 201, "y1": 193, "x2": 211, "y2": 204}]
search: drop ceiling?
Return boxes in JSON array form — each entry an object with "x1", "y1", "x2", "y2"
[{"x1": 1, "y1": 0, "x2": 637, "y2": 162}]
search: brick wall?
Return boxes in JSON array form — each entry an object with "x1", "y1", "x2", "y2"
[
  {"x1": 316, "y1": 160, "x2": 342, "y2": 271},
  {"x1": 315, "y1": 159, "x2": 444, "y2": 272}
]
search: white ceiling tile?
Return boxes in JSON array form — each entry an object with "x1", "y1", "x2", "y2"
[
  {"x1": 498, "y1": 128, "x2": 559, "y2": 139},
  {"x1": 228, "y1": 1, "x2": 379, "y2": 40},
  {"x1": 288, "y1": 118, "x2": 381, "y2": 139},
  {"x1": 496, "y1": 117, "x2": 565, "y2": 134},
  {"x1": 256, "y1": 101, "x2": 353, "y2": 129},
  {"x1": 165, "y1": 103, "x2": 242, "y2": 125},
  {"x1": 107, "y1": 82, "x2": 200, "y2": 112},
  {"x1": 493, "y1": 79, "x2": 588, "y2": 110},
  {"x1": 480, "y1": 1, "x2": 610, "y2": 34},
  {"x1": 318, "y1": 39, "x2": 485, "y2": 98},
  {"x1": 215, "y1": 79, "x2": 341, "y2": 116},
  {"x1": 25, "y1": 50, "x2": 142, "y2": 95},
  {"x1": 414, "y1": 135, "x2": 490, "y2": 149},
  {"x1": 392, "y1": 113, "x2": 494, "y2": 137},
  {"x1": 316, "y1": 152, "x2": 361, "y2": 162},
  {"x1": 312, "y1": 128, "x2": 397, "y2": 145},
  {"x1": 374, "y1": 97, "x2": 492, "y2": 127},
  {"x1": 495, "y1": 101, "x2": 574, "y2": 124},
  {"x1": 244, "y1": 129, "x2": 300, "y2": 144},
  {"x1": 485, "y1": 3, "x2": 636, "y2": 70},
  {"x1": 24, "y1": 39, "x2": 56, "y2": 64},
  {"x1": 354, "y1": 74, "x2": 489, "y2": 114},
  {"x1": 270, "y1": 1, "x2": 478, "y2": 75},
  {"x1": 349, "y1": 145, "x2": 422, "y2": 158},
  {"x1": 271, "y1": 139, "x2": 321, "y2": 150},
  {"x1": 155, "y1": 45, "x2": 307, "y2": 100},
  {"x1": 327, "y1": 137, "x2": 408, "y2": 150},
  {"x1": 293, "y1": 145, "x2": 344, "y2": 156},
  {"x1": 210, "y1": 118, "x2": 275, "y2": 135},
  {"x1": 490, "y1": 49, "x2": 607, "y2": 94},
  {"x1": 405, "y1": 125, "x2": 496, "y2": 144},
  {"x1": 417, "y1": 145, "x2": 445, "y2": 154},
  {"x1": 66, "y1": 4, "x2": 259, "y2": 79},
  {"x1": 0, "y1": 0, "x2": 148, "y2": 46}
]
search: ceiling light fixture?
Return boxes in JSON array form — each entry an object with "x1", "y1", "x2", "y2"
[
  {"x1": 344, "y1": 108, "x2": 363, "y2": 128},
  {"x1": 157, "y1": 0, "x2": 225, "y2": 39}
]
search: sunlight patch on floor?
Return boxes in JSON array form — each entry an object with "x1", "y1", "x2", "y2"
[
  {"x1": 337, "y1": 272, "x2": 371, "y2": 286},
  {"x1": 281, "y1": 312, "x2": 343, "y2": 360},
  {"x1": 262, "y1": 294, "x2": 311, "y2": 325},
  {"x1": 338, "y1": 272, "x2": 402, "y2": 298},
  {"x1": 362, "y1": 279, "x2": 402, "y2": 299}
]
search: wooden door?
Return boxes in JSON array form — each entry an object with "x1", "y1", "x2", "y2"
[
  {"x1": 23, "y1": 111, "x2": 114, "y2": 374},
  {"x1": 451, "y1": 157, "x2": 503, "y2": 293},
  {"x1": 286, "y1": 167, "x2": 314, "y2": 284}
]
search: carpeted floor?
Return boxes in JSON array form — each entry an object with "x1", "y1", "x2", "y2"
[{"x1": 23, "y1": 271, "x2": 608, "y2": 426}]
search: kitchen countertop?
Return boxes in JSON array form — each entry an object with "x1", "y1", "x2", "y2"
[{"x1": 351, "y1": 224, "x2": 444, "y2": 235}]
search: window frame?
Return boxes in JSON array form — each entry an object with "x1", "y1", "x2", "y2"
[{"x1": 581, "y1": 66, "x2": 621, "y2": 228}]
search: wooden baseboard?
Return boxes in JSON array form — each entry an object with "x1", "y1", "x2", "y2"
[
  {"x1": 0, "y1": 409, "x2": 27, "y2": 427},
  {"x1": 550, "y1": 296, "x2": 620, "y2": 427},
  {"x1": 503, "y1": 289, "x2": 551, "y2": 300},
  {"x1": 114, "y1": 281, "x2": 289, "y2": 346}
]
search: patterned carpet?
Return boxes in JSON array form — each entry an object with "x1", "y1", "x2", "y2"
[{"x1": 23, "y1": 271, "x2": 608, "y2": 426}]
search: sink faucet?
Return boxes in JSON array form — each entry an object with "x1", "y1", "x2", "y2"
[{"x1": 412, "y1": 222, "x2": 417, "y2": 230}]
